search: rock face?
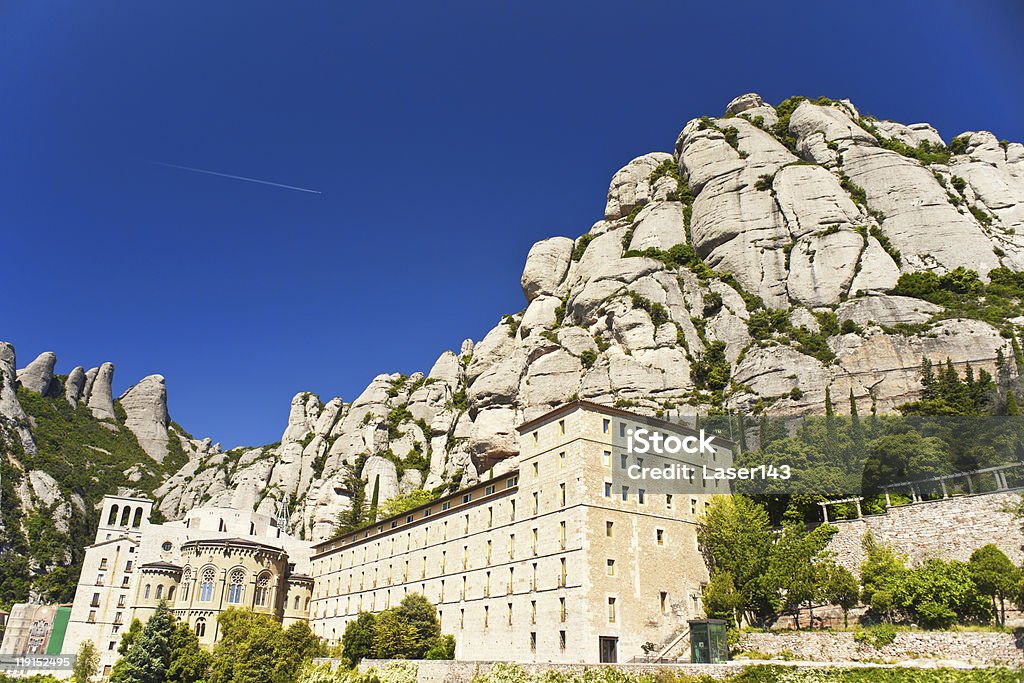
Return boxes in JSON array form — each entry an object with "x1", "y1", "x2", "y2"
[
  {"x1": 64, "y1": 366, "x2": 85, "y2": 406},
  {"x1": 86, "y1": 362, "x2": 117, "y2": 421},
  {"x1": 119, "y1": 375, "x2": 169, "y2": 461},
  {"x1": 0, "y1": 342, "x2": 36, "y2": 454},
  {"x1": 17, "y1": 352, "x2": 57, "y2": 396}
]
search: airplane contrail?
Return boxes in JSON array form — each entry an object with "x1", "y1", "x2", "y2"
[{"x1": 150, "y1": 161, "x2": 323, "y2": 195}]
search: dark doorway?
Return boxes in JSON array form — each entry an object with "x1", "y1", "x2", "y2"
[{"x1": 599, "y1": 636, "x2": 618, "y2": 663}]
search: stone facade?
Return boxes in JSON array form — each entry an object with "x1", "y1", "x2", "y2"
[
  {"x1": 826, "y1": 490, "x2": 1024, "y2": 573},
  {"x1": 310, "y1": 402, "x2": 733, "y2": 664},
  {"x1": 0, "y1": 604, "x2": 63, "y2": 656},
  {"x1": 738, "y1": 631, "x2": 1024, "y2": 667},
  {"x1": 352, "y1": 660, "x2": 736, "y2": 683},
  {"x1": 62, "y1": 496, "x2": 311, "y2": 676}
]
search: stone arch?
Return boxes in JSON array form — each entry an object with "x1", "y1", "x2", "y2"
[{"x1": 107, "y1": 504, "x2": 119, "y2": 526}]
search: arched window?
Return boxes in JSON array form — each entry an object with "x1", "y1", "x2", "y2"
[
  {"x1": 143, "y1": 584, "x2": 151, "y2": 599},
  {"x1": 120, "y1": 506, "x2": 131, "y2": 527},
  {"x1": 181, "y1": 568, "x2": 192, "y2": 602},
  {"x1": 132, "y1": 508, "x2": 143, "y2": 528},
  {"x1": 168, "y1": 585, "x2": 176, "y2": 601},
  {"x1": 218, "y1": 519, "x2": 226, "y2": 532},
  {"x1": 200, "y1": 568, "x2": 215, "y2": 602},
  {"x1": 304, "y1": 597, "x2": 310, "y2": 610},
  {"x1": 195, "y1": 618, "x2": 206, "y2": 638},
  {"x1": 255, "y1": 574, "x2": 270, "y2": 607},
  {"x1": 107, "y1": 505, "x2": 119, "y2": 526},
  {"x1": 156, "y1": 584, "x2": 163, "y2": 600},
  {"x1": 293, "y1": 595, "x2": 300, "y2": 610},
  {"x1": 249, "y1": 522, "x2": 255, "y2": 535},
  {"x1": 227, "y1": 569, "x2": 245, "y2": 604}
]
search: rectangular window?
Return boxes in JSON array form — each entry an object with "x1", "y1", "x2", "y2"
[
  {"x1": 691, "y1": 498, "x2": 698, "y2": 515},
  {"x1": 621, "y1": 485, "x2": 629, "y2": 501},
  {"x1": 460, "y1": 608, "x2": 465, "y2": 629},
  {"x1": 560, "y1": 557, "x2": 567, "y2": 586},
  {"x1": 559, "y1": 521, "x2": 566, "y2": 550},
  {"x1": 559, "y1": 597, "x2": 566, "y2": 622},
  {"x1": 463, "y1": 493, "x2": 472, "y2": 504},
  {"x1": 532, "y1": 563, "x2": 538, "y2": 590},
  {"x1": 533, "y1": 462, "x2": 539, "y2": 478},
  {"x1": 660, "y1": 591, "x2": 668, "y2": 614},
  {"x1": 441, "y1": 501, "x2": 450, "y2": 511},
  {"x1": 604, "y1": 482, "x2": 612, "y2": 498},
  {"x1": 486, "y1": 540, "x2": 492, "y2": 564},
  {"x1": 530, "y1": 631, "x2": 537, "y2": 652},
  {"x1": 462, "y1": 545, "x2": 468, "y2": 570},
  {"x1": 559, "y1": 630, "x2": 567, "y2": 651},
  {"x1": 488, "y1": 507, "x2": 493, "y2": 528},
  {"x1": 559, "y1": 483, "x2": 566, "y2": 507},
  {"x1": 530, "y1": 600, "x2": 537, "y2": 624},
  {"x1": 484, "y1": 605, "x2": 489, "y2": 628},
  {"x1": 608, "y1": 597, "x2": 616, "y2": 623},
  {"x1": 485, "y1": 572, "x2": 491, "y2": 597},
  {"x1": 620, "y1": 454, "x2": 628, "y2": 469},
  {"x1": 638, "y1": 489, "x2": 646, "y2": 505},
  {"x1": 656, "y1": 529, "x2": 665, "y2": 545},
  {"x1": 559, "y1": 451, "x2": 565, "y2": 469},
  {"x1": 532, "y1": 431, "x2": 538, "y2": 445},
  {"x1": 619, "y1": 422, "x2": 626, "y2": 437},
  {"x1": 558, "y1": 419, "x2": 565, "y2": 435},
  {"x1": 606, "y1": 521, "x2": 614, "y2": 537},
  {"x1": 510, "y1": 499, "x2": 516, "y2": 521},
  {"x1": 464, "y1": 514, "x2": 470, "y2": 534},
  {"x1": 506, "y1": 476, "x2": 518, "y2": 488},
  {"x1": 508, "y1": 602, "x2": 514, "y2": 626},
  {"x1": 603, "y1": 450, "x2": 611, "y2": 467},
  {"x1": 666, "y1": 494, "x2": 673, "y2": 510},
  {"x1": 602, "y1": 418, "x2": 610, "y2": 434},
  {"x1": 509, "y1": 533, "x2": 515, "y2": 559},
  {"x1": 485, "y1": 484, "x2": 495, "y2": 495},
  {"x1": 508, "y1": 567, "x2": 515, "y2": 593},
  {"x1": 531, "y1": 528, "x2": 538, "y2": 555},
  {"x1": 532, "y1": 492, "x2": 539, "y2": 515},
  {"x1": 606, "y1": 559, "x2": 615, "y2": 576}
]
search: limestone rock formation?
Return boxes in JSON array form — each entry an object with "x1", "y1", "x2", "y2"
[
  {"x1": 0, "y1": 342, "x2": 36, "y2": 454},
  {"x1": 87, "y1": 362, "x2": 117, "y2": 421},
  {"x1": 17, "y1": 352, "x2": 57, "y2": 396},
  {"x1": 119, "y1": 375, "x2": 170, "y2": 462},
  {"x1": 65, "y1": 366, "x2": 86, "y2": 405}
]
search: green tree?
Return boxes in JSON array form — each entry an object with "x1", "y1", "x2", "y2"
[
  {"x1": 821, "y1": 563, "x2": 859, "y2": 628},
  {"x1": 394, "y1": 593, "x2": 442, "y2": 658},
  {"x1": 371, "y1": 610, "x2": 417, "y2": 659},
  {"x1": 341, "y1": 612, "x2": 377, "y2": 665},
  {"x1": 702, "y1": 570, "x2": 744, "y2": 627},
  {"x1": 71, "y1": 640, "x2": 98, "y2": 683},
  {"x1": 117, "y1": 618, "x2": 144, "y2": 656},
  {"x1": 969, "y1": 544, "x2": 1020, "y2": 626},
  {"x1": 209, "y1": 608, "x2": 320, "y2": 683},
  {"x1": 110, "y1": 602, "x2": 174, "y2": 683},
  {"x1": 423, "y1": 634, "x2": 455, "y2": 660},
  {"x1": 166, "y1": 621, "x2": 212, "y2": 683},
  {"x1": 894, "y1": 559, "x2": 991, "y2": 628},
  {"x1": 859, "y1": 532, "x2": 905, "y2": 622},
  {"x1": 766, "y1": 521, "x2": 839, "y2": 628},
  {"x1": 697, "y1": 495, "x2": 775, "y2": 626}
]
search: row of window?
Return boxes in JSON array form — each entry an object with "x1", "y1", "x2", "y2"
[
  {"x1": 312, "y1": 556, "x2": 572, "y2": 619},
  {"x1": 316, "y1": 484, "x2": 573, "y2": 576}
]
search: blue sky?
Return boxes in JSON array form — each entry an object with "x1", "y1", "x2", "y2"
[{"x1": 3, "y1": 0, "x2": 1023, "y2": 448}]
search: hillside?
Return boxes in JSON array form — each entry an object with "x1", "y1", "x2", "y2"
[{"x1": 2, "y1": 92, "x2": 1023, "y2": 603}]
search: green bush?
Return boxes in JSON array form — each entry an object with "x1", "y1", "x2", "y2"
[
  {"x1": 572, "y1": 234, "x2": 596, "y2": 261},
  {"x1": 580, "y1": 349, "x2": 598, "y2": 369}
]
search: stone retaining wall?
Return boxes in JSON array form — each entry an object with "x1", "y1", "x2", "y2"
[
  {"x1": 353, "y1": 660, "x2": 736, "y2": 683},
  {"x1": 826, "y1": 491, "x2": 1024, "y2": 573},
  {"x1": 738, "y1": 631, "x2": 1024, "y2": 667}
]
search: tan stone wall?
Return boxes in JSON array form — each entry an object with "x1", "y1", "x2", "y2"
[
  {"x1": 738, "y1": 630, "x2": 1024, "y2": 666},
  {"x1": 827, "y1": 490, "x2": 1024, "y2": 573},
  {"x1": 350, "y1": 660, "x2": 736, "y2": 683}
]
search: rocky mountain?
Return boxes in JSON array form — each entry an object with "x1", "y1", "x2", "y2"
[{"x1": 3, "y1": 92, "x2": 1023, "y2": 602}]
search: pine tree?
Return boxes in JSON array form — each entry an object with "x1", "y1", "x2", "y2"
[
  {"x1": 369, "y1": 474, "x2": 380, "y2": 523},
  {"x1": 110, "y1": 602, "x2": 174, "y2": 683}
]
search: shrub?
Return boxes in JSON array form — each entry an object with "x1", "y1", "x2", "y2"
[
  {"x1": 580, "y1": 349, "x2": 598, "y2": 369},
  {"x1": 853, "y1": 624, "x2": 897, "y2": 649},
  {"x1": 691, "y1": 341, "x2": 731, "y2": 392},
  {"x1": 572, "y1": 234, "x2": 595, "y2": 261}
]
